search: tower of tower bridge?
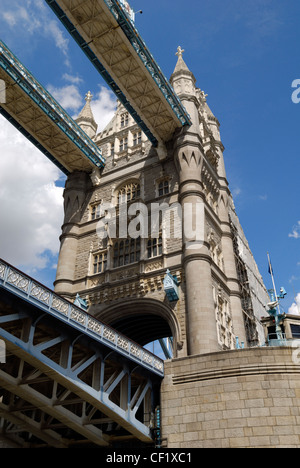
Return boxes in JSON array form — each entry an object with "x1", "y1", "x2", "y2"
[
  {"x1": 55, "y1": 47, "x2": 269, "y2": 358},
  {"x1": 2, "y1": 0, "x2": 300, "y2": 449}
]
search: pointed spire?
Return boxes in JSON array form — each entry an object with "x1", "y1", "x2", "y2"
[
  {"x1": 173, "y1": 46, "x2": 191, "y2": 74},
  {"x1": 76, "y1": 91, "x2": 98, "y2": 139},
  {"x1": 170, "y1": 46, "x2": 196, "y2": 97}
]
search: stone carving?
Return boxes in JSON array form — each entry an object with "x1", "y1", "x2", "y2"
[{"x1": 145, "y1": 260, "x2": 164, "y2": 273}]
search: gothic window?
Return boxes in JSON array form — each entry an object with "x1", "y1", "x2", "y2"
[
  {"x1": 118, "y1": 182, "x2": 141, "y2": 205},
  {"x1": 133, "y1": 131, "x2": 142, "y2": 146},
  {"x1": 158, "y1": 179, "x2": 170, "y2": 197},
  {"x1": 93, "y1": 252, "x2": 107, "y2": 274},
  {"x1": 147, "y1": 236, "x2": 163, "y2": 259},
  {"x1": 91, "y1": 203, "x2": 101, "y2": 220},
  {"x1": 119, "y1": 137, "x2": 128, "y2": 152},
  {"x1": 110, "y1": 142, "x2": 115, "y2": 157},
  {"x1": 120, "y1": 113, "x2": 129, "y2": 128},
  {"x1": 113, "y1": 238, "x2": 141, "y2": 268},
  {"x1": 208, "y1": 229, "x2": 223, "y2": 270},
  {"x1": 214, "y1": 287, "x2": 235, "y2": 350}
]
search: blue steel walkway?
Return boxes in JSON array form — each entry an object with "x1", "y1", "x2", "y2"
[
  {"x1": 0, "y1": 39, "x2": 105, "y2": 175},
  {"x1": 0, "y1": 259, "x2": 163, "y2": 447}
]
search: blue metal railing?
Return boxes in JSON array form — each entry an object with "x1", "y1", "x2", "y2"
[
  {"x1": 0, "y1": 39, "x2": 105, "y2": 171},
  {"x1": 0, "y1": 258, "x2": 164, "y2": 377},
  {"x1": 267, "y1": 333, "x2": 300, "y2": 347},
  {"x1": 45, "y1": 0, "x2": 192, "y2": 146},
  {"x1": 104, "y1": 0, "x2": 191, "y2": 127}
]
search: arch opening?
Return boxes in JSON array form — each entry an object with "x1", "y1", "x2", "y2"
[
  {"x1": 111, "y1": 313, "x2": 172, "y2": 347},
  {"x1": 95, "y1": 299, "x2": 181, "y2": 359}
]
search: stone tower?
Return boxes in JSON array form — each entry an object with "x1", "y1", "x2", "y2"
[{"x1": 54, "y1": 49, "x2": 268, "y2": 358}]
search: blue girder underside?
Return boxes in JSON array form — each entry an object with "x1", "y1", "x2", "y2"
[
  {"x1": 0, "y1": 39, "x2": 105, "y2": 171},
  {"x1": 0, "y1": 106, "x2": 70, "y2": 176},
  {"x1": 45, "y1": 0, "x2": 192, "y2": 147},
  {"x1": 0, "y1": 258, "x2": 164, "y2": 378}
]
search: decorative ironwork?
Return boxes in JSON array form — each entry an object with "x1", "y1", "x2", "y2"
[
  {"x1": 7, "y1": 269, "x2": 30, "y2": 293},
  {"x1": 88, "y1": 317, "x2": 102, "y2": 335},
  {"x1": 30, "y1": 283, "x2": 51, "y2": 305},
  {"x1": 70, "y1": 307, "x2": 86, "y2": 325},
  {"x1": 52, "y1": 296, "x2": 69, "y2": 316},
  {"x1": 0, "y1": 258, "x2": 164, "y2": 377},
  {"x1": 0, "y1": 262, "x2": 5, "y2": 280},
  {"x1": 0, "y1": 288, "x2": 162, "y2": 445}
]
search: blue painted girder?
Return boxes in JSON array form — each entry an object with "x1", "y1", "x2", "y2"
[
  {"x1": 0, "y1": 39, "x2": 105, "y2": 173},
  {"x1": 45, "y1": 0, "x2": 192, "y2": 146}
]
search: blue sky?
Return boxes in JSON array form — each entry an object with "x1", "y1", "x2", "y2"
[{"x1": 0, "y1": 0, "x2": 299, "y2": 315}]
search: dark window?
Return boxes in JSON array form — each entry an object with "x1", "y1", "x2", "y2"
[
  {"x1": 113, "y1": 238, "x2": 141, "y2": 268},
  {"x1": 158, "y1": 180, "x2": 170, "y2": 197},
  {"x1": 291, "y1": 324, "x2": 300, "y2": 339},
  {"x1": 118, "y1": 183, "x2": 140, "y2": 205},
  {"x1": 147, "y1": 237, "x2": 163, "y2": 258},
  {"x1": 91, "y1": 204, "x2": 101, "y2": 220},
  {"x1": 93, "y1": 252, "x2": 107, "y2": 274}
]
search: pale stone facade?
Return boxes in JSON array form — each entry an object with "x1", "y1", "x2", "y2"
[
  {"x1": 54, "y1": 50, "x2": 268, "y2": 358},
  {"x1": 161, "y1": 347, "x2": 300, "y2": 448}
]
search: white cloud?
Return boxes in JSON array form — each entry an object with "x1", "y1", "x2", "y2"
[
  {"x1": 0, "y1": 116, "x2": 64, "y2": 272},
  {"x1": 46, "y1": 19, "x2": 71, "y2": 68},
  {"x1": 47, "y1": 84, "x2": 84, "y2": 113},
  {"x1": 289, "y1": 221, "x2": 300, "y2": 239},
  {"x1": 63, "y1": 74, "x2": 84, "y2": 85},
  {"x1": 91, "y1": 86, "x2": 117, "y2": 132},
  {"x1": 289, "y1": 293, "x2": 300, "y2": 315},
  {"x1": 46, "y1": 83, "x2": 117, "y2": 132},
  {"x1": 0, "y1": 83, "x2": 116, "y2": 276},
  {"x1": 1, "y1": 0, "x2": 70, "y2": 66},
  {"x1": 232, "y1": 187, "x2": 242, "y2": 198}
]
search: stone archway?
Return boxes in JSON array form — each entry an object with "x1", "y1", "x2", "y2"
[{"x1": 95, "y1": 298, "x2": 182, "y2": 356}]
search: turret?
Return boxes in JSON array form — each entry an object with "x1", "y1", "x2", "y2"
[{"x1": 76, "y1": 91, "x2": 98, "y2": 139}]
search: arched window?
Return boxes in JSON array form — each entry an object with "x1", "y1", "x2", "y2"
[
  {"x1": 120, "y1": 112, "x2": 129, "y2": 128},
  {"x1": 117, "y1": 182, "x2": 140, "y2": 205},
  {"x1": 113, "y1": 238, "x2": 141, "y2": 268}
]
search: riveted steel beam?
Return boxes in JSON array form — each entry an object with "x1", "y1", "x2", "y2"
[
  {"x1": 0, "y1": 258, "x2": 163, "y2": 447},
  {"x1": 45, "y1": 0, "x2": 192, "y2": 148},
  {"x1": 0, "y1": 39, "x2": 105, "y2": 173}
]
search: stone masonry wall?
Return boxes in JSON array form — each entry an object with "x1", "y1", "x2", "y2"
[{"x1": 161, "y1": 347, "x2": 300, "y2": 448}]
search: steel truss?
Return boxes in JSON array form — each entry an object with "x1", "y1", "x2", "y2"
[
  {"x1": 0, "y1": 260, "x2": 162, "y2": 447},
  {"x1": 0, "y1": 39, "x2": 105, "y2": 175},
  {"x1": 45, "y1": 0, "x2": 192, "y2": 148}
]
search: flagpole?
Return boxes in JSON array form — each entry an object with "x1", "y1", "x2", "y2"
[
  {"x1": 267, "y1": 252, "x2": 279, "y2": 310},
  {"x1": 292, "y1": 284, "x2": 300, "y2": 314}
]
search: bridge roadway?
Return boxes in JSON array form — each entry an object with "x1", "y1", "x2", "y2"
[
  {"x1": 0, "y1": 39, "x2": 105, "y2": 176},
  {"x1": 0, "y1": 259, "x2": 164, "y2": 447},
  {"x1": 0, "y1": 0, "x2": 191, "y2": 174},
  {"x1": 45, "y1": 0, "x2": 192, "y2": 151}
]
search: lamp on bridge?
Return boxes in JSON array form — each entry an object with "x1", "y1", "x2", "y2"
[{"x1": 164, "y1": 270, "x2": 179, "y2": 303}]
